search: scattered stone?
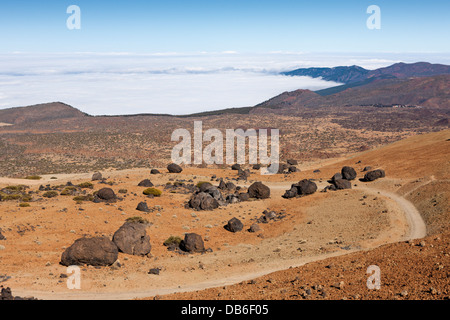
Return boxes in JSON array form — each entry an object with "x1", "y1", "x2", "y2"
[
  {"x1": 224, "y1": 218, "x2": 244, "y2": 233},
  {"x1": 138, "y1": 179, "x2": 154, "y2": 187},
  {"x1": 179, "y1": 233, "x2": 205, "y2": 253},
  {"x1": 148, "y1": 268, "x2": 161, "y2": 275},
  {"x1": 136, "y1": 201, "x2": 150, "y2": 213},
  {"x1": 150, "y1": 169, "x2": 160, "y2": 174},
  {"x1": 231, "y1": 164, "x2": 241, "y2": 170},
  {"x1": 91, "y1": 172, "x2": 103, "y2": 181},
  {"x1": 248, "y1": 223, "x2": 261, "y2": 233},
  {"x1": 248, "y1": 182, "x2": 270, "y2": 199},
  {"x1": 167, "y1": 163, "x2": 183, "y2": 173},
  {"x1": 238, "y1": 192, "x2": 250, "y2": 202}
]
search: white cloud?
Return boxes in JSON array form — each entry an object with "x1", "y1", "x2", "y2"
[{"x1": 0, "y1": 52, "x2": 448, "y2": 115}]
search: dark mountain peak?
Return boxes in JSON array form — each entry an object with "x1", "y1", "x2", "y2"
[{"x1": 283, "y1": 61, "x2": 450, "y2": 86}]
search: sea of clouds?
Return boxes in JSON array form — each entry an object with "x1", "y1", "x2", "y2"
[{"x1": 0, "y1": 51, "x2": 447, "y2": 115}]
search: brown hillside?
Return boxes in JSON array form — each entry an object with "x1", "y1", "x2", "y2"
[{"x1": 0, "y1": 102, "x2": 87, "y2": 125}]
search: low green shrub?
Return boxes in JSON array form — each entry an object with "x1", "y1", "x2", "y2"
[{"x1": 143, "y1": 188, "x2": 162, "y2": 197}]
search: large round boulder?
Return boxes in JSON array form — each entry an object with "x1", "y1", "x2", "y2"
[
  {"x1": 96, "y1": 188, "x2": 116, "y2": 201},
  {"x1": 112, "y1": 222, "x2": 151, "y2": 256},
  {"x1": 179, "y1": 233, "x2": 205, "y2": 253},
  {"x1": 224, "y1": 218, "x2": 244, "y2": 233},
  {"x1": 363, "y1": 169, "x2": 386, "y2": 182},
  {"x1": 248, "y1": 182, "x2": 270, "y2": 199},
  {"x1": 60, "y1": 237, "x2": 118, "y2": 267},
  {"x1": 167, "y1": 163, "x2": 183, "y2": 173},
  {"x1": 341, "y1": 166, "x2": 357, "y2": 180},
  {"x1": 295, "y1": 179, "x2": 317, "y2": 196},
  {"x1": 333, "y1": 179, "x2": 352, "y2": 190}
]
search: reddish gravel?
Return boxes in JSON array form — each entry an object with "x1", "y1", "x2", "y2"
[{"x1": 152, "y1": 232, "x2": 450, "y2": 300}]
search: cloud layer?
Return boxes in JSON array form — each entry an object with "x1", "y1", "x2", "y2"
[{"x1": 0, "y1": 52, "x2": 447, "y2": 115}]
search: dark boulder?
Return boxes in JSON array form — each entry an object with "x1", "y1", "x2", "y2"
[
  {"x1": 248, "y1": 182, "x2": 270, "y2": 199},
  {"x1": 179, "y1": 233, "x2": 205, "y2": 253},
  {"x1": 363, "y1": 169, "x2": 386, "y2": 182},
  {"x1": 226, "y1": 194, "x2": 240, "y2": 204},
  {"x1": 237, "y1": 168, "x2": 251, "y2": 180},
  {"x1": 167, "y1": 163, "x2": 183, "y2": 173},
  {"x1": 0, "y1": 229, "x2": 5, "y2": 241},
  {"x1": 96, "y1": 188, "x2": 116, "y2": 201},
  {"x1": 112, "y1": 222, "x2": 151, "y2": 256},
  {"x1": 150, "y1": 169, "x2": 160, "y2": 174},
  {"x1": 231, "y1": 164, "x2": 241, "y2": 170},
  {"x1": 138, "y1": 179, "x2": 154, "y2": 187},
  {"x1": 248, "y1": 223, "x2": 261, "y2": 233},
  {"x1": 224, "y1": 218, "x2": 244, "y2": 233},
  {"x1": 282, "y1": 186, "x2": 298, "y2": 199},
  {"x1": 341, "y1": 166, "x2": 357, "y2": 180},
  {"x1": 136, "y1": 201, "x2": 150, "y2": 212},
  {"x1": 287, "y1": 159, "x2": 298, "y2": 165},
  {"x1": 252, "y1": 164, "x2": 261, "y2": 170},
  {"x1": 331, "y1": 173, "x2": 343, "y2": 182},
  {"x1": 238, "y1": 192, "x2": 250, "y2": 202},
  {"x1": 91, "y1": 172, "x2": 102, "y2": 181},
  {"x1": 60, "y1": 237, "x2": 118, "y2": 267},
  {"x1": 333, "y1": 179, "x2": 352, "y2": 190},
  {"x1": 295, "y1": 179, "x2": 317, "y2": 196},
  {"x1": 288, "y1": 166, "x2": 298, "y2": 173},
  {"x1": 198, "y1": 182, "x2": 213, "y2": 192}
]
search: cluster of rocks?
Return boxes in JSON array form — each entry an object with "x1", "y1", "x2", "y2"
[
  {"x1": 187, "y1": 182, "x2": 224, "y2": 211},
  {"x1": 164, "y1": 181, "x2": 198, "y2": 194},
  {"x1": 223, "y1": 209, "x2": 286, "y2": 234},
  {"x1": 187, "y1": 180, "x2": 271, "y2": 211},
  {"x1": 282, "y1": 179, "x2": 318, "y2": 199},
  {"x1": 256, "y1": 210, "x2": 287, "y2": 224},
  {"x1": 60, "y1": 220, "x2": 151, "y2": 267},
  {"x1": 164, "y1": 233, "x2": 210, "y2": 255},
  {"x1": 323, "y1": 166, "x2": 356, "y2": 191},
  {"x1": 0, "y1": 286, "x2": 37, "y2": 300}
]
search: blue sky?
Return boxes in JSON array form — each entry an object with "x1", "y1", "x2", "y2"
[{"x1": 0, "y1": 0, "x2": 449, "y2": 53}]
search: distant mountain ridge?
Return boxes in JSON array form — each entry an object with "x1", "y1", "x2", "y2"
[
  {"x1": 282, "y1": 62, "x2": 450, "y2": 89},
  {"x1": 0, "y1": 102, "x2": 88, "y2": 125},
  {"x1": 255, "y1": 74, "x2": 450, "y2": 111}
]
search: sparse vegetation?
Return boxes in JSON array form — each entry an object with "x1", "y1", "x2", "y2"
[
  {"x1": 163, "y1": 236, "x2": 182, "y2": 247},
  {"x1": 78, "y1": 182, "x2": 94, "y2": 189},
  {"x1": 42, "y1": 191, "x2": 58, "y2": 198},
  {"x1": 24, "y1": 175, "x2": 42, "y2": 180},
  {"x1": 143, "y1": 188, "x2": 162, "y2": 197},
  {"x1": 126, "y1": 216, "x2": 149, "y2": 224}
]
